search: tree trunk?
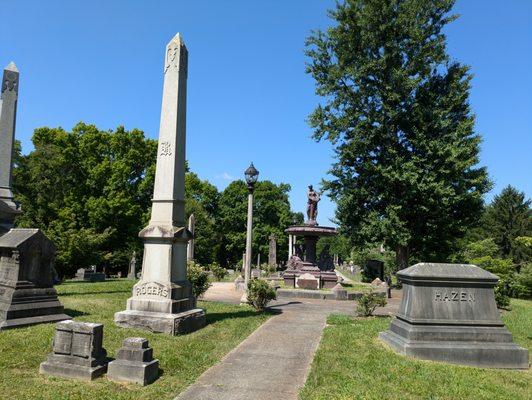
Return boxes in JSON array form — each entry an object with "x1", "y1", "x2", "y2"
[{"x1": 395, "y1": 245, "x2": 409, "y2": 272}]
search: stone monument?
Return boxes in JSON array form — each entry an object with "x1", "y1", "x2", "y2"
[
  {"x1": 40, "y1": 320, "x2": 107, "y2": 380},
  {"x1": 127, "y1": 251, "x2": 137, "y2": 280},
  {"x1": 0, "y1": 62, "x2": 21, "y2": 235},
  {"x1": 379, "y1": 263, "x2": 529, "y2": 369},
  {"x1": 0, "y1": 229, "x2": 70, "y2": 329},
  {"x1": 114, "y1": 33, "x2": 205, "y2": 335},
  {"x1": 107, "y1": 337, "x2": 159, "y2": 385},
  {"x1": 74, "y1": 266, "x2": 106, "y2": 282},
  {"x1": 268, "y1": 234, "x2": 277, "y2": 268},
  {"x1": 186, "y1": 214, "x2": 195, "y2": 261},
  {"x1": 283, "y1": 186, "x2": 338, "y2": 289}
]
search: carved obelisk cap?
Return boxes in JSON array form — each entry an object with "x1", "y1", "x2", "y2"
[{"x1": 0, "y1": 62, "x2": 20, "y2": 206}]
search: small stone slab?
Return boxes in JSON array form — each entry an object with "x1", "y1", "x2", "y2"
[
  {"x1": 331, "y1": 283, "x2": 348, "y2": 300},
  {"x1": 108, "y1": 337, "x2": 159, "y2": 385},
  {"x1": 40, "y1": 321, "x2": 107, "y2": 380},
  {"x1": 296, "y1": 273, "x2": 319, "y2": 290}
]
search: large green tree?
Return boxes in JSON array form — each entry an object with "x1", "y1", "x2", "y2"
[
  {"x1": 483, "y1": 186, "x2": 531, "y2": 262},
  {"x1": 306, "y1": 0, "x2": 490, "y2": 269},
  {"x1": 217, "y1": 180, "x2": 296, "y2": 267},
  {"x1": 13, "y1": 123, "x2": 157, "y2": 276}
]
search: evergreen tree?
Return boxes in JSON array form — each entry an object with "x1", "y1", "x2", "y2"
[
  {"x1": 306, "y1": 0, "x2": 490, "y2": 269},
  {"x1": 483, "y1": 185, "x2": 531, "y2": 262}
]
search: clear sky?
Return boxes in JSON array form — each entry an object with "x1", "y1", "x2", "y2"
[{"x1": 1, "y1": 0, "x2": 531, "y2": 225}]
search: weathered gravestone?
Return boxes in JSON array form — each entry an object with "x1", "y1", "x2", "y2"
[
  {"x1": 114, "y1": 33, "x2": 205, "y2": 335},
  {"x1": 107, "y1": 337, "x2": 159, "y2": 385},
  {"x1": 74, "y1": 267, "x2": 106, "y2": 282},
  {"x1": 40, "y1": 320, "x2": 107, "y2": 380},
  {"x1": 0, "y1": 229, "x2": 70, "y2": 329},
  {"x1": 127, "y1": 251, "x2": 137, "y2": 280},
  {"x1": 379, "y1": 263, "x2": 529, "y2": 369},
  {"x1": 268, "y1": 234, "x2": 277, "y2": 268}
]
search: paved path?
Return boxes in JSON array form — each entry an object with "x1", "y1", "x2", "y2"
[{"x1": 177, "y1": 283, "x2": 401, "y2": 400}]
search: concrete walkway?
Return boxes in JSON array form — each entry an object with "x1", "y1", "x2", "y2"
[{"x1": 177, "y1": 283, "x2": 401, "y2": 400}]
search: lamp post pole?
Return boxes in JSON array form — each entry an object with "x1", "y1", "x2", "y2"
[{"x1": 242, "y1": 163, "x2": 259, "y2": 302}]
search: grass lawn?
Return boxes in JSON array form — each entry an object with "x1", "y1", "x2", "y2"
[
  {"x1": 300, "y1": 299, "x2": 532, "y2": 400},
  {"x1": 0, "y1": 279, "x2": 271, "y2": 400}
]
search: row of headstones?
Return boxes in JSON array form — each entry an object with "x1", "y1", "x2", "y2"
[{"x1": 40, "y1": 320, "x2": 159, "y2": 385}]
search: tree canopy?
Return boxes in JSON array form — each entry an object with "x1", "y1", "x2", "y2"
[{"x1": 305, "y1": 0, "x2": 490, "y2": 269}]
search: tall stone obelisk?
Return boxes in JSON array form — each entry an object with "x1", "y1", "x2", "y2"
[
  {"x1": 0, "y1": 62, "x2": 21, "y2": 235},
  {"x1": 115, "y1": 34, "x2": 205, "y2": 335}
]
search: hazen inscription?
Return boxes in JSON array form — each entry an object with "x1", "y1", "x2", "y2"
[
  {"x1": 135, "y1": 282, "x2": 169, "y2": 298},
  {"x1": 434, "y1": 291, "x2": 475, "y2": 302}
]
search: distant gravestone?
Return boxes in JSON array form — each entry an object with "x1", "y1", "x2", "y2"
[
  {"x1": 0, "y1": 229, "x2": 70, "y2": 329},
  {"x1": 107, "y1": 337, "x2": 159, "y2": 385},
  {"x1": 379, "y1": 263, "x2": 529, "y2": 369},
  {"x1": 40, "y1": 321, "x2": 107, "y2": 380},
  {"x1": 331, "y1": 283, "x2": 348, "y2": 300},
  {"x1": 268, "y1": 234, "x2": 277, "y2": 268},
  {"x1": 74, "y1": 268, "x2": 106, "y2": 282},
  {"x1": 296, "y1": 273, "x2": 319, "y2": 290},
  {"x1": 127, "y1": 251, "x2": 137, "y2": 280}
]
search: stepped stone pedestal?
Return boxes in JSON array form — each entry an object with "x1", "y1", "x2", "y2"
[
  {"x1": 40, "y1": 321, "x2": 107, "y2": 380},
  {"x1": 379, "y1": 263, "x2": 529, "y2": 369},
  {"x1": 0, "y1": 229, "x2": 70, "y2": 329},
  {"x1": 108, "y1": 337, "x2": 159, "y2": 385}
]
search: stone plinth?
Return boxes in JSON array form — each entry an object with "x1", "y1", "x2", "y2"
[
  {"x1": 40, "y1": 321, "x2": 107, "y2": 380},
  {"x1": 379, "y1": 263, "x2": 529, "y2": 369},
  {"x1": 107, "y1": 337, "x2": 159, "y2": 385},
  {"x1": 74, "y1": 268, "x2": 106, "y2": 282},
  {"x1": 296, "y1": 273, "x2": 319, "y2": 290},
  {"x1": 0, "y1": 229, "x2": 70, "y2": 329}
]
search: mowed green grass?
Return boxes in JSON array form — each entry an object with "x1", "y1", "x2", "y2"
[
  {"x1": 300, "y1": 299, "x2": 532, "y2": 400},
  {"x1": 0, "y1": 279, "x2": 270, "y2": 400}
]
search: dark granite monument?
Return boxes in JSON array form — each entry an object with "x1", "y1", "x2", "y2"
[
  {"x1": 107, "y1": 337, "x2": 159, "y2": 385},
  {"x1": 0, "y1": 229, "x2": 70, "y2": 329},
  {"x1": 74, "y1": 267, "x2": 106, "y2": 282},
  {"x1": 379, "y1": 263, "x2": 529, "y2": 369},
  {"x1": 40, "y1": 320, "x2": 108, "y2": 380}
]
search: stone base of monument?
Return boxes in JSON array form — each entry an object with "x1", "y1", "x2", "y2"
[
  {"x1": 283, "y1": 266, "x2": 338, "y2": 290},
  {"x1": 379, "y1": 263, "x2": 529, "y2": 369},
  {"x1": 107, "y1": 337, "x2": 159, "y2": 385},
  {"x1": 115, "y1": 308, "x2": 206, "y2": 335},
  {"x1": 0, "y1": 229, "x2": 71, "y2": 330}
]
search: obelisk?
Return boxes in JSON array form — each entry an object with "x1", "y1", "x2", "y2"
[
  {"x1": 0, "y1": 62, "x2": 21, "y2": 235},
  {"x1": 115, "y1": 34, "x2": 206, "y2": 335},
  {"x1": 186, "y1": 213, "x2": 195, "y2": 261}
]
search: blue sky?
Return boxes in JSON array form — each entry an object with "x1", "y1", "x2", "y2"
[{"x1": 1, "y1": 0, "x2": 531, "y2": 225}]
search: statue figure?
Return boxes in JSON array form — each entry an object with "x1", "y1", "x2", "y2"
[{"x1": 306, "y1": 185, "x2": 321, "y2": 223}]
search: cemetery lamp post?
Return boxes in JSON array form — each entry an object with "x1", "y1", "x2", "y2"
[{"x1": 243, "y1": 162, "x2": 259, "y2": 292}]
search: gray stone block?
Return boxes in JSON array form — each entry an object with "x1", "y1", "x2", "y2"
[
  {"x1": 40, "y1": 321, "x2": 107, "y2": 380},
  {"x1": 380, "y1": 263, "x2": 529, "y2": 369},
  {"x1": 108, "y1": 337, "x2": 159, "y2": 385},
  {"x1": 114, "y1": 308, "x2": 205, "y2": 335}
]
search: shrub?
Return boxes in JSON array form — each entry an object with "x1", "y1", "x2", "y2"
[
  {"x1": 187, "y1": 261, "x2": 211, "y2": 298},
  {"x1": 260, "y1": 263, "x2": 276, "y2": 276},
  {"x1": 356, "y1": 292, "x2": 387, "y2": 316},
  {"x1": 247, "y1": 279, "x2": 276, "y2": 311},
  {"x1": 509, "y1": 263, "x2": 532, "y2": 299},
  {"x1": 208, "y1": 262, "x2": 227, "y2": 281}
]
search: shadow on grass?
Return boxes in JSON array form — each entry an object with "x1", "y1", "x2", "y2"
[
  {"x1": 206, "y1": 309, "x2": 278, "y2": 325},
  {"x1": 63, "y1": 308, "x2": 90, "y2": 318},
  {"x1": 58, "y1": 289, "x2": 131, "y2": 297}
]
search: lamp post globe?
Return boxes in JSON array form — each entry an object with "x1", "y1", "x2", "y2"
[{"x1": 244, "y1": 162, "x2": 259, "y2": 192}]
